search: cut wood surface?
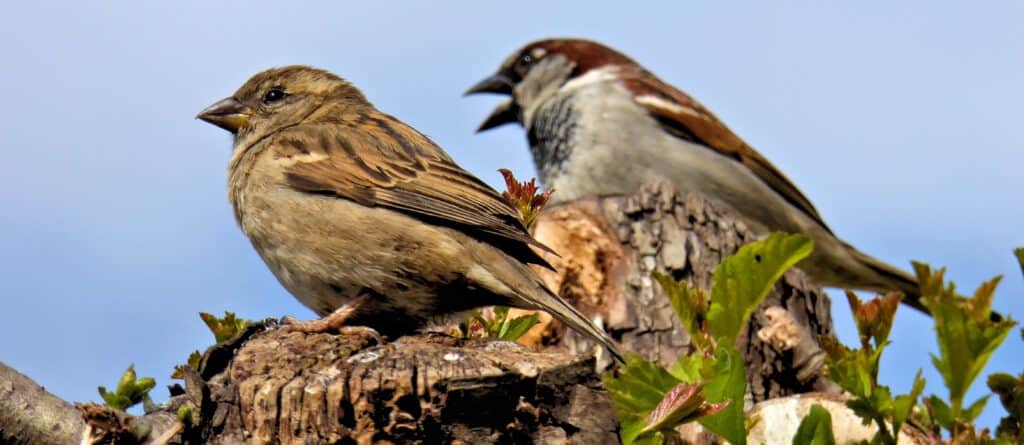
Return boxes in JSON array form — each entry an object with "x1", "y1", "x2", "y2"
[
  {"x1": 204, "y1": 329, "x2": 618, "y2": 444},
  {"x1": 525, "y1": 181, "x2": 838, "y2": 402}
]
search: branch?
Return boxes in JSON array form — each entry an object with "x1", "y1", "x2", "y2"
[{"x1": 0, "y1": 361, "x2": 85, "y2": 444}]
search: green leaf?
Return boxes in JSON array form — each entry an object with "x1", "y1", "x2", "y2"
[
  {"x1": 987, "y1": 372, "x2": 1024, "y2": 427},
  {"x1": 631, "y1": 431, "x2": 665, "y2": 445},
  {"x1": 916, "y1": 263, "x2": 1016, "y2": 417},
  {"x1": 480, "y1": 306, "x2": 509, "y2": 336},
  {"x1": 177, "y1": 405, "x2": 194, "y2": 425},
  {"x1": 820, "y1": 337, "x2": 875, "y2": 399},
  {"x1": 891, "y1": 370, "x2": 926, "y2": 437},
  {"x1": 98, "y1": 386, "x2": 131, "y2": 411},
  {"x1": 707, "y1": 233, "x2": 813, "y2": 346},
  {"x1": 653, "y1": 272, "x2": 710, "y2": 351},
  {"x1": 963, "y1": 395, "x2": 991, "y2": 422},
  {"x1": 1014, "y1": 248, "x2": 1024, "y2": 277},
  {"x1": 927, "y1": 395, "x2": 955, "y2": 431},
  {"x1": 793, "y1": 404, "x2": 837, "y2": 445},
  {"x1": 669, "y1": 354, "x2": 705, "y2": 384},
  {"x1": 97, "y1": 364, "x2": 156, "y2": 411},
  {"x1": 128, "y1": 377, "x2": 156, "y2": 401},
  {"x1": 844, "y1": 398, "x2": 878, "y2": 428},
  {"x1": 199, "y1": 311, "x2": 251, "y2": 344},
  {"x1": 461, "y1": 306, "x2": 541, "y2": 341},
  {"x1": 987, "y1": 372, "x2": 1019, "y2": 397},
  {"x1": 823, "y1": 303, "x2": 922, "y2": 443},
  {"x1": 492, "y1": 306, "x2": 510, "y2": 324},
  {"x1": 171, "y1": 350, "x2": 202, "y2": 380},
  {"x1": 867, "y1": 385, "x2": 894, "y2": 420},
  {"x1": 698, "y1": 347, "x2": 749, "y2": 445},
  {"x1": 603, "y1": 353, "x2": 683, "y2": 444},
  {"x1": 498, "y1": 313, "x2": 540, "y2": 341}
]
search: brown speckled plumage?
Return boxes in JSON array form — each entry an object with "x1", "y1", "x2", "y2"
[{"x1": 199, "y1": 66, "x2": 621, "y2": 359}]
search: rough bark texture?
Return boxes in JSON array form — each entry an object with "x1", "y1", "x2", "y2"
[
  {"x1": 523, "y1": 181, "x2": 837, "y2": 402},
  {"x1": 97, "y1": 323, "x2": 612, "y2": 445},
  {"x1": 1, "y1": 181, "x2": 843, "y2": 444},
  {"x1": 0, "y1": 361, "x2": 86, "y2": 445}
]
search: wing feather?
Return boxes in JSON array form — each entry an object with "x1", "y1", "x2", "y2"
[
  {"x1": 619, "y1": 67, "x2": 833, "y2": 234},
  {"x1": 271, "y1": 117, "x2": 555, "y2": 268}
]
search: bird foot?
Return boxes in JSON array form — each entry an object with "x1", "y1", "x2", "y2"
[
  {"x1": 338, "y1": 326, "x2": 384, "y2": 345},
  {"x1": 280, "y1": 297, "x2": 383, "y2": 344},
  {"x1": 281, "y1": 316, "x2": 384, "y2": 344}
]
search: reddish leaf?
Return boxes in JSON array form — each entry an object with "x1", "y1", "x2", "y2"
[
  {"x1": 641, "y1": 382, "x2": 729, "y2": 437},
  {"x1": 498, "y1": 168, "x2": 554, "y2": 229}
]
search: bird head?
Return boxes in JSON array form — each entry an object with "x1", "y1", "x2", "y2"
[
  {"x1": 465, "y1": 38, "x2": 639, "y2": 131},
  {"x1": 197, "y1": 65, "x2": 369, "y2": 145}
]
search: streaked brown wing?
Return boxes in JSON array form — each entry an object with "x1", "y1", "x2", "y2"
[
  {"x1": 272, "y1": 116, "x2": 554, "y2": 268},
  {"x1": 618, "y1": 67, "x2": 833, "y2": 234}
]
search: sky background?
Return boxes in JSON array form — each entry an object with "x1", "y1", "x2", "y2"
[{"x1": 1, "y1": 0, "x2": 1021, "y2": 431}]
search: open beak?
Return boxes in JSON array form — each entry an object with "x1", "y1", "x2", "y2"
[
  {"x1": 464, "y1": 73, "x2": 514, "y2": 96},
  {"x1": 197, "y1": 97, "x2": 252, "y2": 134},
  {"x1": 476, "y1": 98, "x2": 520, "y2": 132},
  {"x1": 466, "y1": 73, "x2": 519, "y2": 131}
]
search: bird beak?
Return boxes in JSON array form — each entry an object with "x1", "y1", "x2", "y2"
[
  {"x1": 464, "y1": 73, "x2": 514, "y2": 96},
  {"x1": 197, "y1": 97, "x2": 252, "y2": 134},
  {"x1": 466, "y1": 73, "x2": 519, "y2": 131},
  {"x1": 476, "y1": 98, "x2": 520, "y2": 132}
]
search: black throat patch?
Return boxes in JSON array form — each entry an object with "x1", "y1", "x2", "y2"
[{"x1": 526, "y1": 94, "x2": 577, "y2": 184}]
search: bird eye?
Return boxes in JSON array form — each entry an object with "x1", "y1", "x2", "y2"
[
  {"x1": 263, "y1": 88, "x2": 287, "y2": 104},
  {"x1": 513, "y1": 54, "x2": 535, "y2": 77}
]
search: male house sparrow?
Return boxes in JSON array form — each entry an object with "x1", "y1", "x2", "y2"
[
  {"x1": 467, "y1": 38, "x2": 928, "y2": 313},
  {"x1": 197, "y1": 65, "x2": 621, "y2": 359}
]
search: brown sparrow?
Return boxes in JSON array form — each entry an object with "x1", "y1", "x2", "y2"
[
  {"x1": 197, "y1": 65, "x2": 621, "y2": 359},
  {"x1": 466, "y1": 38, "x2": 928, "y2": 314}
]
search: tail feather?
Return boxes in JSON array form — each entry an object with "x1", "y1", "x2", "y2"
[
  {"x1": 521, "y1": 284, "x2": 625, "y2": 363},
  {"x1": 469, "y1": 256, "x2": 624, "y2": 362},
  {"x1": 849, "y1": 248, "x2": 929, "y2": 315},
  {"x1": 848, "y1": 247, "x2": 1004, "y2": 321}
]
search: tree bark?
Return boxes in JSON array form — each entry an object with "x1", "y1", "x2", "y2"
[
  {"x1": 0, "y1": 361, "x2": 86, "y2": 444},
  {"x1": 524, "y1": 181, "x2": 837, "y2": 402},
  {"x1": 1, "y1": 323, "x2": 620, "y2": 444},
  {"x1": 0, "y1": 181, "x2": 839, "y2": 444},
  {"x1": 204, "y1": 329, "x2": 617, "y2": 444}
]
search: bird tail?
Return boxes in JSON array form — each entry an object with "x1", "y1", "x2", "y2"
[
  {"x1": 471, "y1": 250, "x2": 624, "y2": 362},
  {"x1": 848, "y1": 246, "x2": 1005, "y2": 321},
  {"x1": 845, "y1": 245, "x2": 928, "y2": 314},
  {"x1": 520, "y1": 284, "x2": 625, "y2": 363}
]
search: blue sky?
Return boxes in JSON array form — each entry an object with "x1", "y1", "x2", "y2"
[{"x1": 1, "y1": 1, "x2": 1021, "y2": 430}]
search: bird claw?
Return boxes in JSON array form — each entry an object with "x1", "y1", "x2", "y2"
[
  {"x1": 281, "y1": 318, "x2": 383, "y2": 345},
  {"x1": 337, "y1": 326, "x2": 384, "y2": 345},
  {"x1": 279, "y1": 298, "x2": 383, "y2": 345}
]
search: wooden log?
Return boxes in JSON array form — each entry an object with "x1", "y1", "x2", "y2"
[{"x1": 524, "y1": 181, "x2": 838, "y2": 402}]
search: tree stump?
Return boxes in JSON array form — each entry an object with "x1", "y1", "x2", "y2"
[
  {"x1": 179, "y1": 325, "x2": 618, "y2": 444},
  {"x1": 0, "y1": 181, "x2": 841, "y2": 444},
  {"x1": 523, "y1": 181, "x2": 837, "y2": 402}
]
